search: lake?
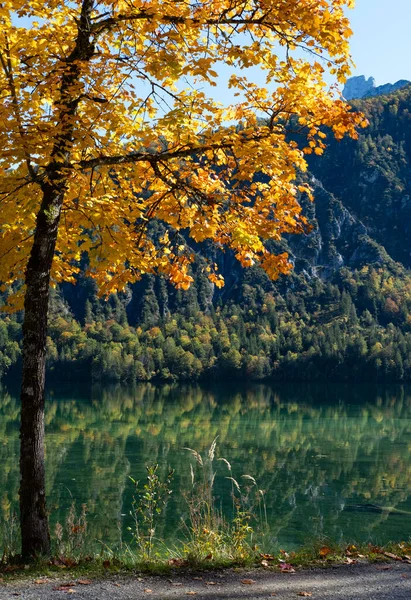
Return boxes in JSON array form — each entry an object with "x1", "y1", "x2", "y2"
[{"x1": 1, "y1": 382, "x2": 411, "y2": 552}]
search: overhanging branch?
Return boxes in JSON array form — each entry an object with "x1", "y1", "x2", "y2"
[{"x1": 77, "y1": 141, "x2": 236, "y2": 171}]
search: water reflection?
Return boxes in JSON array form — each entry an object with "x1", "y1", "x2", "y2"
[{"x1": 1, "y1": 383, "x2": 411, "y2": 549}]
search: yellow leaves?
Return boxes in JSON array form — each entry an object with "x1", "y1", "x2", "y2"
[
  {"x1": 232, "y1": 226, "x2": 264, "y2": 253},
  {"x1": 298, "y1": 185, "x2": 313, "y2": 202},
  {"x1": 168, "y1": 263, "x2": 194, "y2": 291},
  {"x1": 261, "y1": 253, "x2": 293, "y2": 280},
  {"x1": 0, "y1": 0, "x2": 365, "y2": 305},
  {"x1": 190, "y1": 220, "x2": 217, "y2": 242},
  {"x1": 208, "y1": 273, "x2": 224, "y2": 288}
]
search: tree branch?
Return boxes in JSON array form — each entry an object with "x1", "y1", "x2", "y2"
[
  {"x1": 77, "y1": 142, "x2": 236, "y2": 170},
  {"x1": 0, "y1": 35, "x2": 37, "y2": 181},
  {"x1": 91, "y1": 10, "x2": 293, "y2": 46}
]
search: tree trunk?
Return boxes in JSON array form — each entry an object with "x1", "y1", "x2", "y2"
[
  {"x1": 19, "y1": 183, "x2": 64, "y2": 557},
  {"x1": 18, "y1": 0, "x2": 94, "y2": 557}
]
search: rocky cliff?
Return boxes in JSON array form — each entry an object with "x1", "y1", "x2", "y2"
[{"x1": 343, "y1": 75, "x2": 410, "y2": 100}]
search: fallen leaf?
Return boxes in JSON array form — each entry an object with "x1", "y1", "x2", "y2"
[
  {"x1": 344, "y1": 557, "x2": 357, "y2": 565},
  {"x1": 261, "y1": 560, "x2": 269, "y2": 568},
  {"x1": 50, "y1": 558, "x2": 66, "y2": 569},
  {"x1": 186, "y1": 592, "x2": 197, "y2": 595},
  {"x1": 405, "y1": 555, "x2": 411, "y2": 561},
  {"x1": 297, "y1": 593, "x2": 312, "y2": 597},
  {"x1": 206, "y1": 581, "x2": 217, "y2": 585},
  {"x1": 168, "y1": 558, "x2": 188, "y2": 567},
  {"x1": 137, "y1": 578, "x2": 144, "y2": 582},
  {"x1": 319, "y1": 546, "x2": 331, "y2": 558},
  {"x1": 59, "y1": 557, "x2": 76, "y2": 568},
  {"x1": 34, "y1": 579, "x2": 49, "y2": 584},
  {"x1": 55, "y1": 587, "x2": 76, "y2": 593},
  {"x1": 241, "y1": 579, "x2": 256, "y2": 584},
  {"x1": 78, "y1": 580, "x2": 92, "y2": 585},
  {"x1": 204, "y1": 553, "x2": 213, "y2": 560},
  {"x1": 170, "y1": 583, "x2": 183, "y2": 587},
  {"x1": 384, "y1": 552, "x2": 401, "y2": 560},
  {"x1": 279, "y1": 563, "x2": 296, "y2": 573},
  {"x1": 260, "y1": 553, "x2": 275, "y2": 561},
  {"x1": 144, "y1": 589, "x2": 152, "y2": 594},
  {"x1": 402, "y1": 574, "x2": 408, "y2": 579},
  {"x1": 192, "y1": 577, "x2": 203, "y2": 581}
]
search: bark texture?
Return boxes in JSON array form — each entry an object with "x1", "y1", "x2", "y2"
[
  {"x1": 18, "y1": 0, "x2": 95, "y2": 557},
  {"x1": 19, "y1": 185, "x2": 64, "y2": 557}
]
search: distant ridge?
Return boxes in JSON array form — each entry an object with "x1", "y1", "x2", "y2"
[{"x1": 343, "y1": 75, "x2": 410, "y2": 100}]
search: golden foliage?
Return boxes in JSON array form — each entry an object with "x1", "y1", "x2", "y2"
[{"x1": 0, "y1": 0, "x2": 366, "y2": 305}]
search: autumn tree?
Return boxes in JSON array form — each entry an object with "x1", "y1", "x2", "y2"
[{"x1": 0, "y1": 0, "x2": 365, "y2": 556}]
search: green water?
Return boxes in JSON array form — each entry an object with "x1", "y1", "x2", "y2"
[{"x1": 2, "y1": 382, "x2": 411, "y2": 551}]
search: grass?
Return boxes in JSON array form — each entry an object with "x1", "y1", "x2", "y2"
[{"x1": 2, "y1": 540, "x2": 411, "y2": 584}]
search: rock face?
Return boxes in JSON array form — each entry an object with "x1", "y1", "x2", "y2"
[
  {"x1": 343, "y1": 75, "x2": 410, "y2": 100},
  {"x1": 307, "y1": 83, "x2": 411, "y2": 269},
  {"x1": 343, "y1": 75, "x2": 376, "y2": 100},
  {"x1": 288, "y1": 181, "x2": 388, "y2": 278}
]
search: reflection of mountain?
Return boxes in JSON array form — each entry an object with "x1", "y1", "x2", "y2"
[{"x1": 2, "y1": 383, "x2": 411, "y2": 549}]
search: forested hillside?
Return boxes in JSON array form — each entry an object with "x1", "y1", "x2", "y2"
[{"x1": 2, "y1": 86, "x2": 411, "y2": 383}]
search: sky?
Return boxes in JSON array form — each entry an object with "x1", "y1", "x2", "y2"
[
  {"x1": 13, "y1": 1, "x2": 411, "y2": 108},
  {"x1": 349, "y1": 0, "x2": 411, "y2": 85},
  {"x1": 197, "y1": 0, "x2": 411, "y2": 106}
]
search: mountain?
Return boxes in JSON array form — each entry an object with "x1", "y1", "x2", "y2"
[
  {"x1": 343, "y1": 75, "x2": 410, "y2": 100},
  {"x1": 308, "y1": 84, "x2": 411, "y2": 268},
  {"x1": 2, "y1": 86, "x2": 411, "y2": 383}
]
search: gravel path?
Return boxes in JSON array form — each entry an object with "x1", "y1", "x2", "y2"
[{"x1": 1, "y1": 563, "x2": 411, "y2": 600}]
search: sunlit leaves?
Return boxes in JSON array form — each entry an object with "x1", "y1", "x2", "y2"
[{"x1": 0, "y1": 0, "x2": 365, "y2": 306}]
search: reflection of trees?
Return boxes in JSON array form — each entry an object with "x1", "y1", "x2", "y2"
[{"x1": 1, "y1": 383, "x2": 411, "y2": 549}]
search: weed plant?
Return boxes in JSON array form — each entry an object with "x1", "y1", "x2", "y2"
[
  {"x1": 180, "y1": 437, "x2": 268, "y2": 563},
  {"x1": 0, "y1": 510, "x2": 19, "y2": 563},
  {"x1": 54, "y1": 502, "x2": 88, "y2": 558},
  {"x1": 128, "y1": 464, "x2": 174, "y2": 561}
]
